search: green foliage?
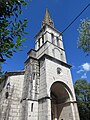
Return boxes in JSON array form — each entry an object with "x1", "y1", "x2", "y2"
[
  {"x1": 0, "y1": 0, "x2": 29, "y2": 63},
  {"x1": 0, "y1": 64, "x2": 5, "y2": 84},
  {"x1": 78, "y1": 19, "x2": 90, "y2": 55},
  {"x1": 74, "y1": 79, "x2": 90, "y2": 120}
]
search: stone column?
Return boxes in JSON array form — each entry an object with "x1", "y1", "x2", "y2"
[
  {"x1": 36, "y1": 41, "x2": 38, "y2": 50},
  {"x1": 58, "y1": 39, "x2": 61, "y2": 47},
  {"x1": 35, "y1": 41, "x2": 37, "y2": 50},
  {"x1": 54, "y1": 104, "x2": 58, "y2": 120},
  {"x1": 45, "y1": 32, "x2": 50, "y2": 42},
  {"x1": 70, "y1": 102, "x2": 76, "y2": 120},
  {"x1": 54, "y1": 37, "x2": 57, "y2": 46},
  {"x1": 40, "y1": 38, "x2": 42, "y2": 47},
  {"x1": 74, "y1": 103, "x2": 80, "y2": 120},
  {"x1": 59, "y1": 39, "x2": 64, "y2": 50},
  {"x1": 47, "y1": 99, "x2": 51, "y2": 120}
]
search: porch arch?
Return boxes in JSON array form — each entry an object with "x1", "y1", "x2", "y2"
[{"x1": 50, "y1": 81, "x2": 74, "y2": 120}]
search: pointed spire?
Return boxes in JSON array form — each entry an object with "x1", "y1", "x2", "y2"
[{"x1": 42, "y1": 8, "x2": 54, "y2": 27}]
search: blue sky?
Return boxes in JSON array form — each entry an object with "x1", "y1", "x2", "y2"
[{"x1": 2, "y1": 0, "x2": 90, "y2": 83}]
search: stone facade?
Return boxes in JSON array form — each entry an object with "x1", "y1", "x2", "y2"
[
  {"x1": 0, "y1": 72, "x2": 24, "y2": 120},
  {"x1": 0, "y1": 9, "x2": 80, "y2": 120}
]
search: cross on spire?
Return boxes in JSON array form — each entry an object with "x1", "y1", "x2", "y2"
[{"x1": 42, "y1": 8, "x2": 54, "y2": 27}]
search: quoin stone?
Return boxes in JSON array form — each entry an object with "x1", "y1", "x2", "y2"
[{"x1": 0, "y1": 9, "x2": 80, "y2": 120}]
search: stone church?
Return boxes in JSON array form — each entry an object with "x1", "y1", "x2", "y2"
[{"x1": 0, "y1": 9, "x2": 80, "y2": 120}]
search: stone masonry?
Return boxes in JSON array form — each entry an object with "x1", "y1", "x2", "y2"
[{"x1": 0, "y1": 9, "x2": 80, "y2": 120}]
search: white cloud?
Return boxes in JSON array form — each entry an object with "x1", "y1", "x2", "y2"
[
  {"x1": 81, "y1": 73, "x2": 87, "y2": 79},
  {"x1": 77, "y1": 69, "x2": 84, "y2": 74},
  {"x1": 76, "y1": 63, "x2": 90, "y2": 79},
  {"x1": 82, "y1": 63, "x2": 90, "y2": 71}
]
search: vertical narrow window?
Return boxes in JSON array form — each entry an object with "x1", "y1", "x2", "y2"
[
  {"x1": 31, "y1": 103, "x2": 33, "y2": 112},
  {"x1": 38, "y1": 38, "x2": 40, "y2": 48},
  {"x1": 51, "y1": 33, "x2": 54, "y2": 44},
  {"x1": 5, "y1": 92, "x2": 9, "y2": 99},
  {"x1": 42, "y1": 34, "x2": 44, "y2": 44},
  {"x1": 56, "y1": 37, "x2": 59, "y2": 47},
  {"x1": 33, "y1": 73, "x2": 35, "y2": 80}
]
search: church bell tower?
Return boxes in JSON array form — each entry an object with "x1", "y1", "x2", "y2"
[{"x1": 22, "y1": 8, "x2": 80, "y2": 120}]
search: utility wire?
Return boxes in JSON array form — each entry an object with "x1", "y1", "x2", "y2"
[
  {"x1": 62, "y1": 3, "x2": 90, "y2": 34},
  {"x1": 37, "y1": 3, "x2": 90, "y2": 58}
]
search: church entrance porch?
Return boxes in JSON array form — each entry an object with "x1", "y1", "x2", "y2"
[{"x1": 50, "y1": 82, "x2": 73, "y2": 120}]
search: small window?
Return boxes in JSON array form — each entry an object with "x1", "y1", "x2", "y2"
[
  {"x1": 57, "y1": 67, "x2": 62, "y2": 74},
  {"x1": 31, "y1": 103, "x2": 33, "y2": 112}
]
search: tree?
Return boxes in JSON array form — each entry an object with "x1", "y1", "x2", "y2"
[
  {"x1": 0, "y1": 0, "x2": 29, "y2": 63},
  {"x1": 0, "y1": 0, "x2": 30, "y2": 81},
  {"x1": 78, "y1": 19, "x2": 90, "y2": 55},
  {"x1": 74, "y1": 79, "x2": 90, "y2": 120}
]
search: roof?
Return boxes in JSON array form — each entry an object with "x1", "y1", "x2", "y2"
[
  {"x1": 42, "y1": 8, "x2": 54, "y2": 27},
  {"x1": 5, "y1": 71, "x2": 25, "y2": 77}
]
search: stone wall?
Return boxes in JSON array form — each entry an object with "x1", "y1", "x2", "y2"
[
  {"x1": 21, "y1": 56, "x2": 40, "y2": 120},
  {"x1": 45, "y1": 58, "x2": 76, "y2": 100},
  {"x1": 0, "y1": 73, "x2": 24, "y2": 120},
  {"x1": 57, "y1": 103, "x2": 73, "y2": 120}
]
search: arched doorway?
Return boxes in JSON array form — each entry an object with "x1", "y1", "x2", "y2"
[{"x1": 51, "y1": 81, "x2": 73, "y2": 120}]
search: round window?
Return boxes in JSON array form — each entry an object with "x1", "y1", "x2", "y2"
[{"x1": 57, "y1": 67, "x2": 62, "y2": 74}]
